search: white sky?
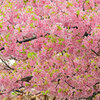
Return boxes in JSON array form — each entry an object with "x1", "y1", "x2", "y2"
[{"x1": 0, "y1": 59, "x2": 15, "y2": 66}]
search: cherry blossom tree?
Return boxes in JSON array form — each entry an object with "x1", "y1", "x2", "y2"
[{"x1": 0, "y1": 0, "x2": 100, "y2": 100}]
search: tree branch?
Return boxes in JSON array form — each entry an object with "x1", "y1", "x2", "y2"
[
  {"x1": 65, "y1": 80, "x2": 75, "y2": 89},
  {"x1": 0, "y1": 57, "x2": 14, "y2": 70},
  {"x1": 83, "y1": 32, "x2": 91, "y2": 38},
  {"x1": 66, "y1": 26, "x2": 78, "y2": 29},
  {"x1": 82, "y1": 0, "x2": 86, "y2": 11},
  {"x1": 0, "y1": 47, "x2": 4, "y2": 51},
  {"x1": 16, "y1": 36, "x2": 36, "y2": 44},
  {"x1": 79, "y1": 91, "x2": 100, "y2": 100},
  {"x1": 0, "y1": 36, "x2": 37, "y2": 51},
  {"x1": 91, "y1": 49, "x2": 100, "y2": 56},
  {"x1": 71, "y1": 60, "x2": 75, "y2": 68},
  {"x1": 16, "y1": 76, "x2": 33, "y2": 82},
  {"x1": 51, "y1": 73, "x2": 62, "y2": 82},
  {"x1": 10, "y1": 56, "x2": 19, "y2": 61}
]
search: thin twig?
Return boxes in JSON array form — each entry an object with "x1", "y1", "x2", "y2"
[
  {"x1": 10, "y1": 56, "x2": 19, "y2": 61},
  {"x1": 82, "y1": 0, "x2": 86, "y2": 11},
  {"x1": 65, "y1": 80, "x2": 75, "y2": 89},
  {"x1": 71, "y1": 60, "x2": 75, "y2": 68},
  {"x1": 51, "y1": 73, "x2": 62, "y2": 82}
]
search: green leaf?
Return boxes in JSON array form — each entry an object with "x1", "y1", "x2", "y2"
[
  {"x1": 58, "y1": 38, "x2": 64, "y2": 45},
  {"x1": 91, "y1": 59, "x2": 94, "y2": 63},
  {"x1": 48, "y1": 48, "x2": 53, "y2": 51},
  {"x1": 0, "y1": 23, "x2": 2, "y2": 28},
  {"x1": 82, "y1": 14, "x2": 87, "y2": 20},
  {"x1": 82, "y1": 45, "x2": 85, "y2": 48},
  {"x1": 41, "y1": 90, "x2": 49, "y2": 95},
  {"x1": 0, "y1": 36, "x2": 4, "y2": 41},
  {"x1": 48, "y1": 35, "x2": 52, "y2": 38},
  {"x1": 4, "y1": 98, "x2": 7, "y2": 100},
  {"x1": 44, "y1": 80, "x2": 48, "y2": 85},
  {"x1": 25, "y1": 83, "x2": 30, "y2": 86},
  {"x1": 64, "y1": 12, "x2": 68, "y2": 15},
  {"x1": 27, "y1": 52, "x2": 37, "y2": 60},
  {"x1": 76, "y1": 0, "x2": 79, "y2": 2},
  {"x1": 5, "y1": 33, "x2": 10, "y2": 41},
  {"x1": 23, "y1": 0, "x2": 28, "y2": 4},
  {"x1": 51, "y1": 11, "x2": 55, "y2": 14},
  {"x1": 33, "y1": 84, "x2": 37, "y2": 87},
  {"x1": 76, "y1": 10, "x2": 80, "y2": 16},
  {"x1": 85, "y1": 0, "x2": 90, "y2": 4},
  {"x1": 67, "y1": 2, "x2": 73, "y2": 8},
  {"x1": 63, "y1": 88, "x2": 69, "y2": 92},
  {"x1": 57, "y1": 25, "x2": 62, "y2": 30},
  {"x1": 36, "y1": 61, "x2": 38, "y2": 65},
  {"x1": 84, "y1": 74, "x2": 92, "y2": 79},
  {"x1": 55, "y1": 69, "x2": 59, "y2": 72},
  {"x1": 58, "y1": 88, "x2": 62, "y2": 93},
  {"x1": 11, "y1": 92, "x2": 17, "y2": 95},
  {"x1": 65, "y1": 53, "x2": 70, "y2": 57},
  {"x1": 7, "y1": 26, "x2": 9, "y2": 30},
  {"x1": 67, "y1": 26, "x2": 70, "y2": 29},
  {"x1": 23, "y1": 66, "x2": 26, "y2": 70},
  {"x1": 75, "y1": 68, "x2": 79, "y2": 72},
  {"x1": 48, "y1": 35, "x2": 57, "y2": 43},
  {"x1": 13, "y1": 62, "x2": 17, "y2": 66},
  {"x1": 16, "y1": 15, "x2": 20, "y2": 19},
  {"x1": 33, "y1": 69, "x2": 37, "y2": 72},
  {"x1": 45, "y1": 90, "x2": 49, "y2": 94},
  {"x1": 88, "y1": 39, "x2": 93, "y2": 44},
  {"x1": 41, "y1": 91, "x2": 45, "y2": 95},
  {"x1": 77, "y1": 39, "x2": 81, "y2": 43},
  {"x1": 94, "y1": 65, "x2": 97, "y2": 69},
  {"x1": 17, "y1": 27, "x2": 21, "y2": 32},
  {"x1": 32, "y1": 16, "x2": 38, "y2": 21},
  {"x1": 33, "y1": 0, "x2": 36, "y2": 3},
  {"x1": 30, "y1": 23, "x2": 35, "y2": 28},
  {"x1": 59, "y1": 41, "x2": 63, "y2": 45},
  {"x1": 45, "y1": 5, "x2": 52, "y2": 9},
  {"x1": 97, "y1": 25, "x2": 100, "y2": 29},
  {"x1": 0, "y1": 9, "x2": 2, "y2": 13},
  {"x1": 58, "y1": 38, "x2": 64, "y2": 42}
]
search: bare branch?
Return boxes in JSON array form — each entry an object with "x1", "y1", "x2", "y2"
[
  {"x1": 16, "y1": 76, "x2": 33, "y2": 82},
  {"x1": 65, "y1": 80, "x2": 75, "y2": 89},
  {"x1": 51, "y1": 73, "x2": 62, "y2": 82},
  {"x1": 79, "y1": 91, "x2": 100, "y2": 100},
  {"x1": 91, "y1": 49, "x2": 100, "y2": 56},
  {"x1": 83, "y1": 32, "x2": 91, "y2": 38},
  {"x1": 10, "y1": 56, "x2": 19, "y2": 61},
  {"x1": 71, "y1": 60, "x2": 75, "y2": 68},
  {"x1": 0, "y1": 57, "x2": 14, "y2": 70},
  {"x1": 0, "y1": 47, "x2": 4, "y2": 51},
  {"x1": 16, "y1": 36, "x2": 36, "y2": 44},
  {"x1": 0, "y1": 36, "x2": 37, "y2": 51},
  {"x1": 82, "y1": 0, "x2": 86, "y2": 11}
]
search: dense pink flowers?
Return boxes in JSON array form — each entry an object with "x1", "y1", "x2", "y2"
[{"x1": 0, "y1": 0, "x2": 100, "y2": 100}]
